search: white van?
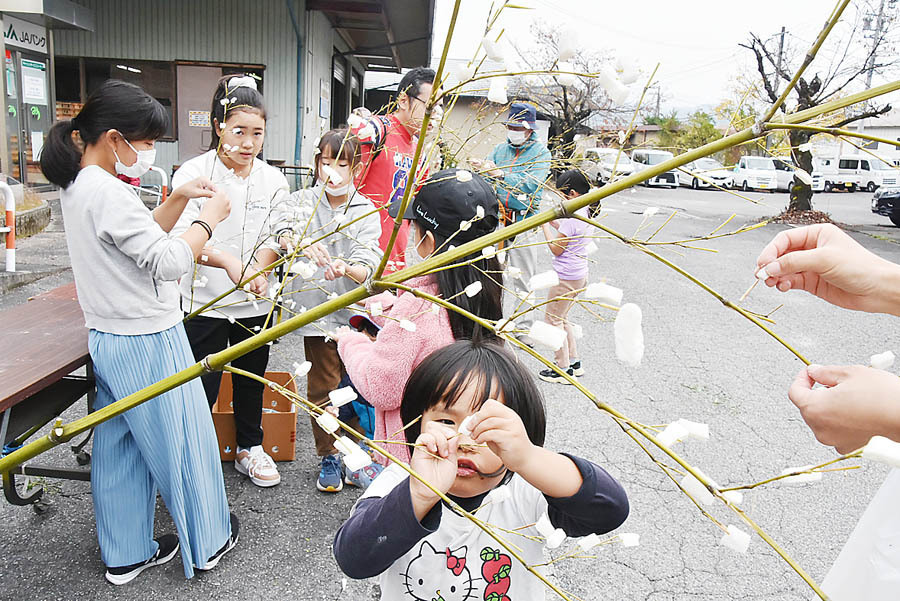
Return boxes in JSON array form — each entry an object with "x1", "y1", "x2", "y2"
[
  {"x1": 631, "y1": 149, "x2": 678, "y2": 188},
  {"x1": 732, "y1": 156, "x2": 777, "y2": 191},
  {"x1": 815, "y1": 156, "x2": 857, "y2": 192},
  {"x1": 848, "y1": 155, "x2": 900, "y2": 192}
]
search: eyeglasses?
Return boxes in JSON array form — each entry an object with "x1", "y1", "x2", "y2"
[{"x1": 409, "y1": 94, "x2": 444, "y2": 114}]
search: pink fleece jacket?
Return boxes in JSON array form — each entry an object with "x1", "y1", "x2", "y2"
[{"x1": 337, "y1": 275, "x2": 453, "y2": 464}]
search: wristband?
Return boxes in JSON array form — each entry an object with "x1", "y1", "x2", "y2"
[{"x1": 191, "y1": 220, "x2": 213, "y2": 240}]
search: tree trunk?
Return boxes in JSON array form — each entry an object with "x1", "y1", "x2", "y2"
[{"x1": 788, "y1": 129, "x2": 813, "y2": 212}]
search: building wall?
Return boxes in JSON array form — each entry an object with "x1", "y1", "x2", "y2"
[
  {"x1": 439, "y1": 96, "x2": 507, "y2": 164},
  {"x1": 52, "y1": 1, "x2": 366, "y2": 179}
]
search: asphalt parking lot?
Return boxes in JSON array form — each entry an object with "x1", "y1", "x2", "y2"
[{"x1": 1, "y1": 188, "x2": 899, "y2": 600}]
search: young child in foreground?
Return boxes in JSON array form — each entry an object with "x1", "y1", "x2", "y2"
[{"x1": 333, "y1": 339, "x2": 629, "y2": 600}]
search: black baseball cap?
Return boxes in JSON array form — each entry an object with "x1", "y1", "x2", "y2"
[{"x1": 388, "y1": 168, "x2": 499, "y2": 243}]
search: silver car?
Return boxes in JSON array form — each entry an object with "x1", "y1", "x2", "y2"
[
  {"x1": 581, "y1": 148, "x2": 636, "y2": 185},
  {"x1": 678, "y1": 158, "x2": 734, "y2": 190}
]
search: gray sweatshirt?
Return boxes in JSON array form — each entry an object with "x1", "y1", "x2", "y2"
[
  {"x1": 60, "y1": 165, "x2": 193, "y2": 335},
  {"x1": 276, "y1": 184, "x2": 382, "y2": 335}
]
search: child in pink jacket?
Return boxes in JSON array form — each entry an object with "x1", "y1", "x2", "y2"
[{"x1": 335, "y1": 168, "x2": 504, "y2": 464}]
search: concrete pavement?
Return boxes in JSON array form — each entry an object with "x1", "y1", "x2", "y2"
[{"x1": 2, "y1": 188, "x2": 899, "y2": 600}]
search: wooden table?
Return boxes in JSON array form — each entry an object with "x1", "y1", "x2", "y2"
[{"x1": 0, "y1": 283, "x2": 93, "y2": 508}]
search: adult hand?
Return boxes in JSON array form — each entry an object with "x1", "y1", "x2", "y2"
[
  {"x1": 302, "y1": 241, "x2": 331, "y2": 268},
  {"x1": 756, "y1": 224, "x2": 900, "y2": 315},
  {"x1": 788, "y1": 364, "x2": 900, "y2": 454},
  {"x1": 468, "y1": 399, "x2": 535, "y2": 473},
  {"x1": 409, "y1": 422, "x2": 460, "y2": 520}
]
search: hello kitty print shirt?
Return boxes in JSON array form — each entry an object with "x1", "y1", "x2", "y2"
[{"x1": 333, "y1": 454, "x2": 629, "y2": 601}]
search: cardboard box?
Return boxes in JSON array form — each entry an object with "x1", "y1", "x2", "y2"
[{"x1": 212, "y1": 371, "x2": 298, "y2": 462}]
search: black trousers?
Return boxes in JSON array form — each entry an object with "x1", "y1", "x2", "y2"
[{"x1": 182, "y1": 314, "x2": 270, "y2": 449}]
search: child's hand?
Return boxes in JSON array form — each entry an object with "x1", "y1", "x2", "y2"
[
  {"x1": 325, "y1": 258, "x2": 348, "y2": 281},
  {"x1": 409, "y1": 421, "x2": 460, "y2": 519},
  {"x1": 174, "y1": 177, "x2": 217, "y2": 202},
  {"x1": 302, "y1": 241, "x2": 331, "y2": 267},
  {"x1": 332, "y1": 325, "x2": 353, "y2": 342},
  {"x1": 247, "y1": 272, "x2": 268, "y2": 296},
  {"x1": 468, "y1": 399, "x2": 535, "y2": 473}
]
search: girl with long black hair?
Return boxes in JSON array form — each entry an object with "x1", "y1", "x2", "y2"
[
  {"x1": 41, "y1": 79, "x2": 238, "y2": 585},
  {"x1": 334, "y1": 168, "x2": 504, "y2": 467}
]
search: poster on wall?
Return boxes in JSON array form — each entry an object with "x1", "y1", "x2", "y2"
[
  {"x1": 21, "y1": 59, "x2": 46, "y2": 105},
  {"x1": 319, "y1": 79, "x2": 329, "y2": 119},
  {"x1": 189, "y1": 110, "x2": 211, "y2": 127}
]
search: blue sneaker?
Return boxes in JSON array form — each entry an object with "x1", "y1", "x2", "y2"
[
  {"x1": 317, "y1": 454, "x2": 343, "y2": 492},
  {"x1": 345, "y1": 460, "x2": 384, "y2": 489}
]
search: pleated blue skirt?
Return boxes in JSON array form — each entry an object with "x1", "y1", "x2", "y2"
[{"x1": 88, "y1": 323, "x2": 231, "y2": 578}]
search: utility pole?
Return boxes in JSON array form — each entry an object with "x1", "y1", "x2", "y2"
[
  {"x1": 859, "y1": 0, "x2": 894, "y2": 137},
  {"x1": 766, "y1": 27, "x2": 786, "y2": 151},
  {"x1": 655, "y1": 85, "x2": 661, "y2": 119}
]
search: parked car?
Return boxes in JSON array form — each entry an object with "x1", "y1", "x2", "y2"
[
  {"x1": 772, "y1": 156, "x2": 796, "y2": 191},
  {"x1": 732, "y1": 156, "x2": 777, "y2": 191},
  {"x1": 815, "y1": 156, "x2": 858, "y2": 192},
  {"x1": 871, "y1": 185, "x2": 900, "y2": 226},
  {"x1": 678, "y1": 158, "x2": 733, "y2": 189},
  {"x1": 581, "y1": 148, "x2": 636, "y2": 184},
  {"x1": 631, "y1": 148, "x2": 678, "y2": 188},
  {"x1": 855, "y1": 156, "x2": 900, "y2": 192}
]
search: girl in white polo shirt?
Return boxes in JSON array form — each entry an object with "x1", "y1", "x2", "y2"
[{"x1": 172, "y1": 75, "x2": 289, "y2": 488}]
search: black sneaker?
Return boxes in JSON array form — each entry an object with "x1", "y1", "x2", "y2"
[
  {"x1": 199, "y1": 513, "x2": 240, "y2": 571},
  {"x1": 538, "y1": 367, "x2": 574, "y2": 384},
  {"x1": 570, "y1": 361, "x2": 585, "y2": 377},
  {"x1": 105, "y1": 533, "x2": 180, "y2": 585}
]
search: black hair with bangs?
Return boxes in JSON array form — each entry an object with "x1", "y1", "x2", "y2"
[
  {"x1": 400, "y1": 339, "x2": 546, "y2": 446},
  {"x1": 314, "y1": 128, "x2": 361, "y2": 183},
  {"x1": 209, "y1": 74, "x2": 267, "y2": 150},
  {"x1": 40, "y1": 79, "x2": 168, "y2": 188}
]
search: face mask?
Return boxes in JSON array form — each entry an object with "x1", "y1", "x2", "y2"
[
  {"x1": 406, "y1": 231, "x2": 431, "y2": 267},
  {"x1": 318, "y1": 178, "x2": 350, "y2": 197},
  {"x1": 114, "y1": 137, "x2": 156, "y2": 178},
  {"x1": 507, "y1": 130, "x2": 529, "y2": 146}
]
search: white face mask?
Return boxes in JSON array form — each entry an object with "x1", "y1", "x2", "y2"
[
  {"x1": 318, "y1": 178, "x2": 350, "y2": 197},
  {"x1": 406, "y1": 230, "x2": 431, "y2": 267},
  {"x1": 507, "y1": 130, "x2": 529, "y2": 146},
  {"x1": 114, "y1": 137, "x2": 156, "y2": 178}
]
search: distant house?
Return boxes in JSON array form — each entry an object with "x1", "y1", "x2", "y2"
[
  {"x1": 841, "y1": 109, "x2": 900, "y2": 152},
  {"x1": 365, "y1": 58, "x2": 544, "y2": 167}
]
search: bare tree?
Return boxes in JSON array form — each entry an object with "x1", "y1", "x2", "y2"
[
  {"x1": 741, "y1": 1, "x2": 898, "y2": 211},
  {"x1": 510, "y1": 23, "x2": 633, "y2": 163}
]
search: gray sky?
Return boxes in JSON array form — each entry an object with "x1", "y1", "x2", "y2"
[{"x1": 427, "y1": 0, "x2": 897, "y2": 116}]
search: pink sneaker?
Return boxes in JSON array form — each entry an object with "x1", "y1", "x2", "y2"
[{"x1": 235, "y1": 446, "x2": 281, "y2": 487}]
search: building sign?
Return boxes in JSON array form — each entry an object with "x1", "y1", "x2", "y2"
[
  {"x1": 21, "y1": 59, "x2": 46, "y2": 105},
  {"x1": 189, "y1": 110, "x2": 210, "y2": 127},
  {"x1": 4, "y1": 16, "x2": 48, "y2": 54}
]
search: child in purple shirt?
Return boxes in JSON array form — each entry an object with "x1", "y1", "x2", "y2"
[{"x1": 539, "y1": 170, "x2": 592, "y2": 384}]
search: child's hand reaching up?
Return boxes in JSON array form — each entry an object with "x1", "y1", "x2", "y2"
[
  {"x1": 468, "y1": 399, "x2": 585, "y2": 499},
  {"x1": 409, "y1": 422, "x2": 460, "y2": 521},
  {"x1": 467, "y1": 399, "x2": 534, "y2": 473}
]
